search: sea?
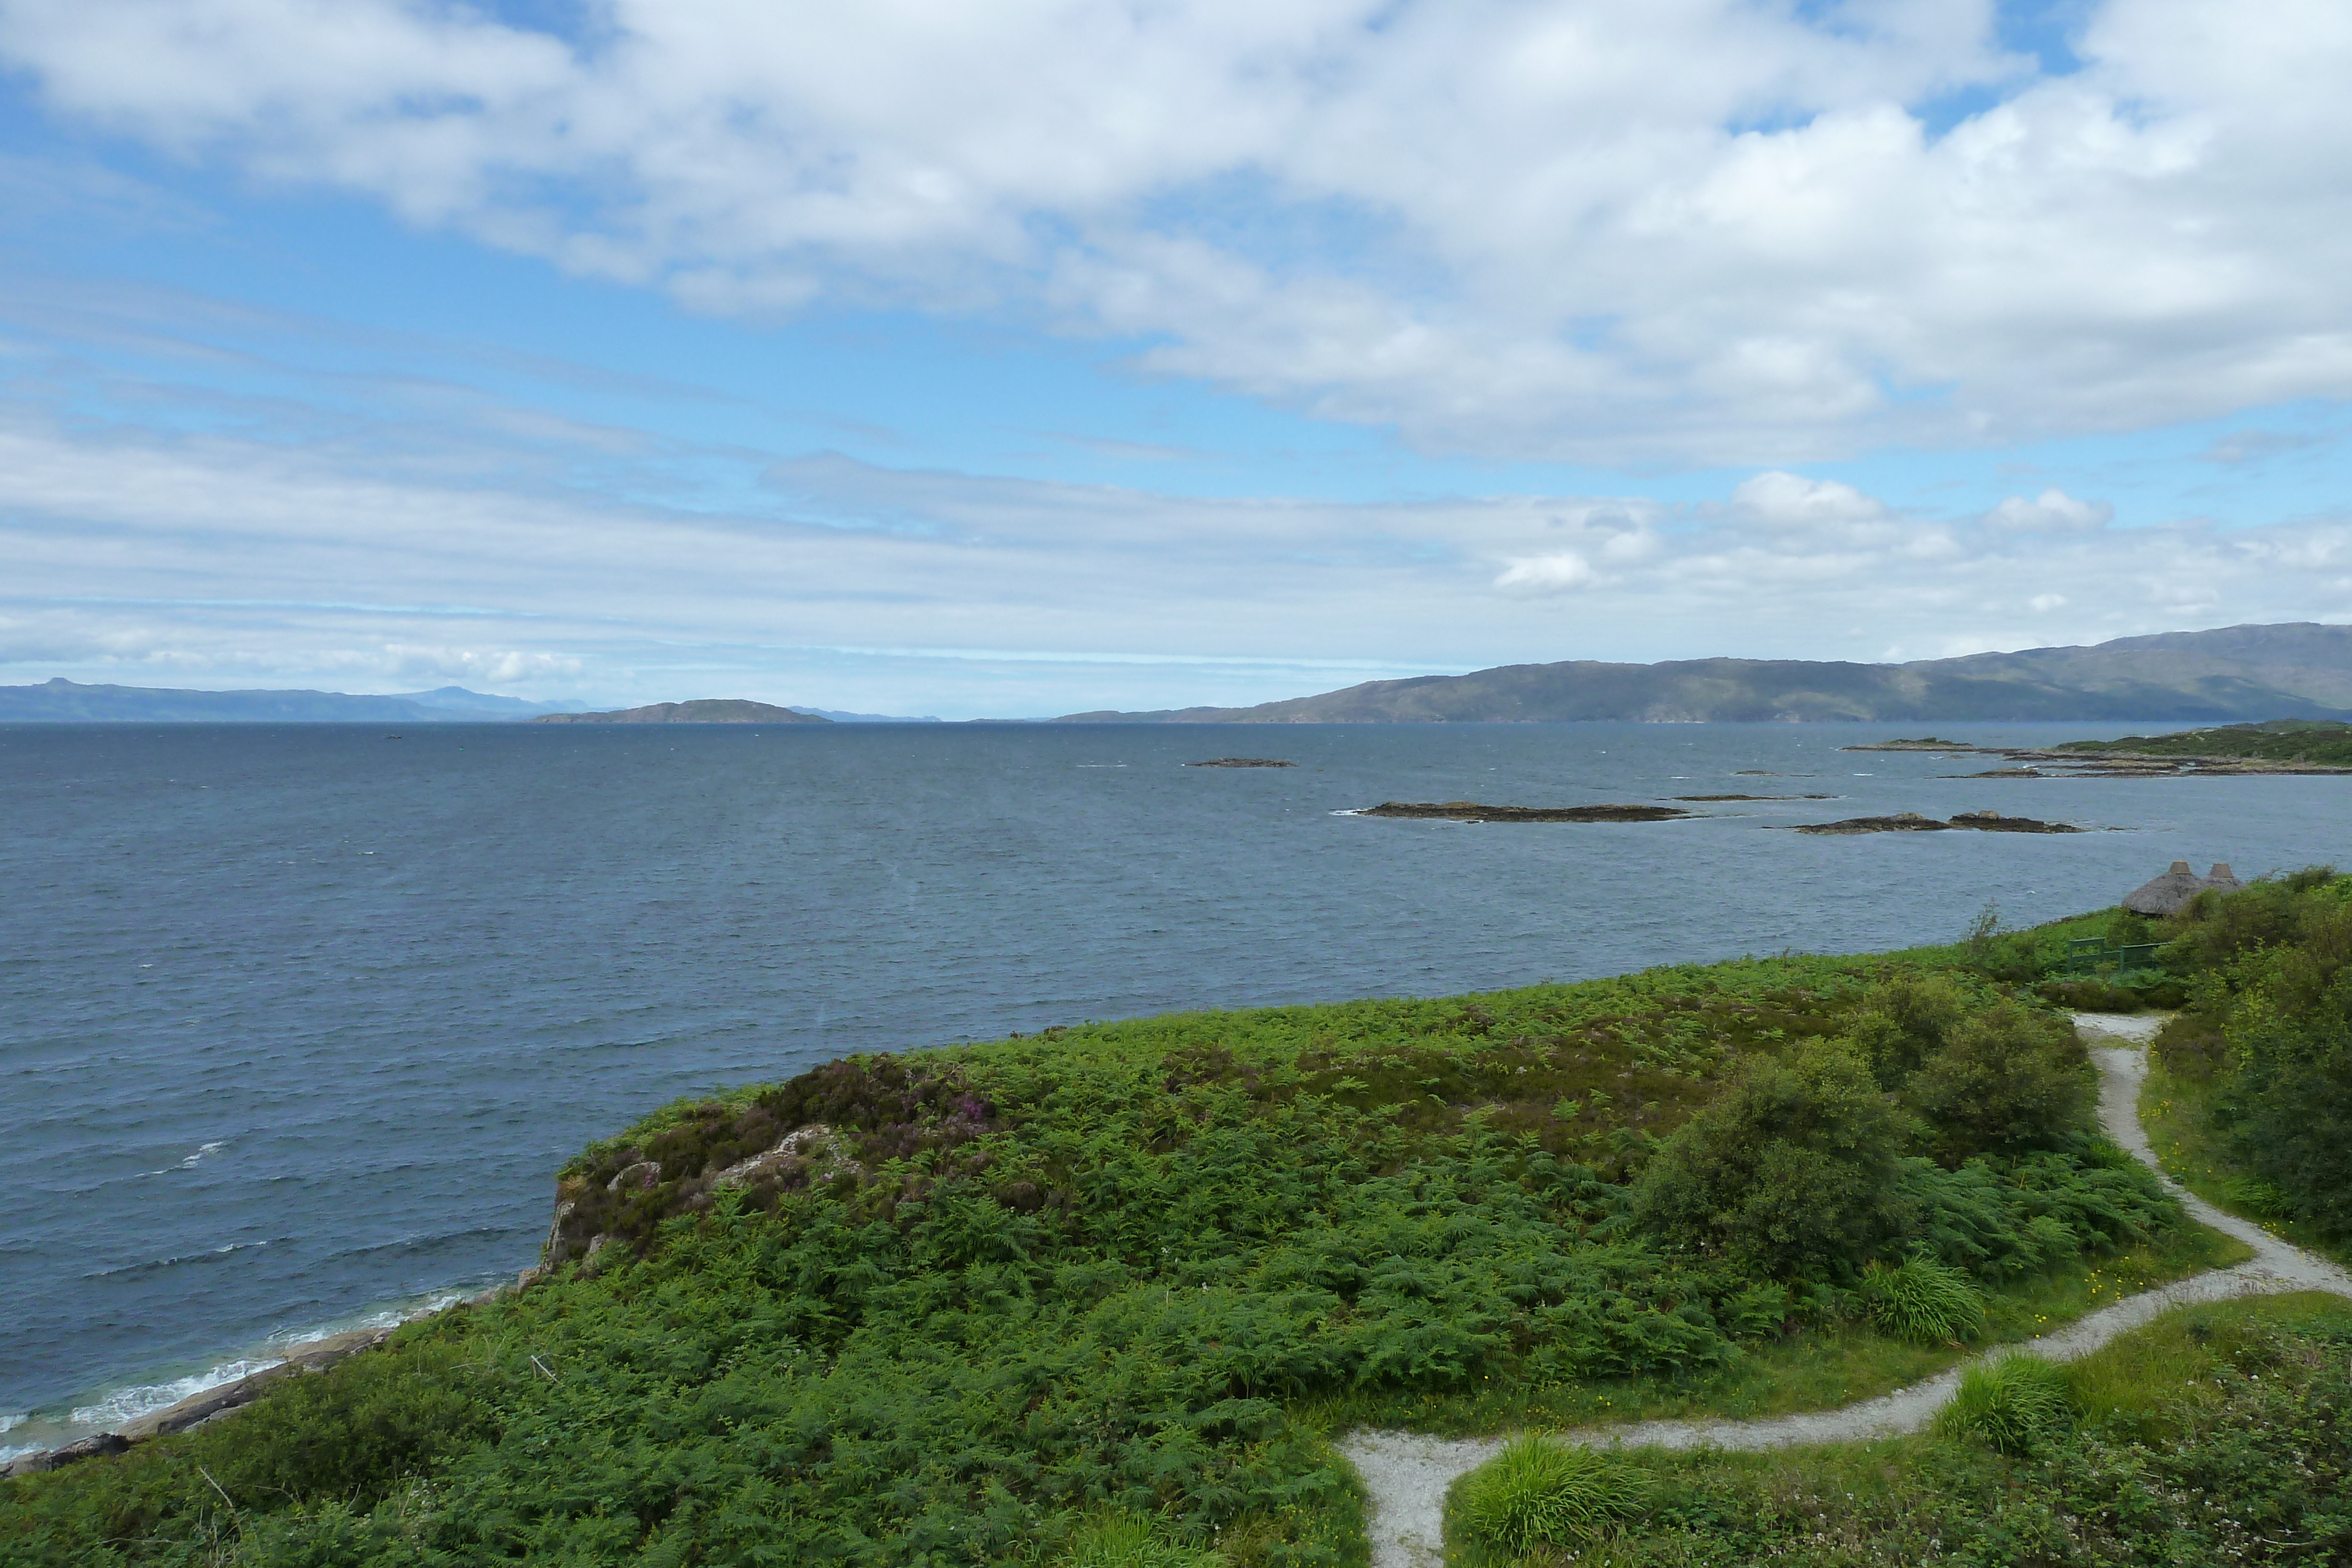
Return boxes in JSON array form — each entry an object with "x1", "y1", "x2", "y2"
[{"x1": 4, "y1": 719, "x2": 2344, "y2": 1457}]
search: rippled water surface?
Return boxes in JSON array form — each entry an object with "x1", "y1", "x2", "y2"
[{"x1": 4, "y1": 719, "x2": 2344, "y2": 1449}]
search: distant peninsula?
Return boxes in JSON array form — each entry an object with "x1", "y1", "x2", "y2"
[
  {"x1": 534, "y1": 699, "x2": 830, "y2": 724},
  {"x1": 1055, "y1": 621, "x2": 2352, "y2": 724},
  {"x1": 0, "y1": 678, "x2": 587, "y2": 724}
]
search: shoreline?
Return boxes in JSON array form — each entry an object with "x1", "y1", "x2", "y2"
[{"x1": 1, "y1": 1277, "x2": 508, "y2": 1471}]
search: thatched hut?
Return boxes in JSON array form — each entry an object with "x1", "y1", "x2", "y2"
[{"x1": 2124, "y1": 860, "x2": 2241, "y2": 915}]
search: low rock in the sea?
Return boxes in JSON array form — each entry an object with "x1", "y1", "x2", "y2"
[
  {"x1": 1949, "y1": 809, "x2": 2084, "y2": 834},
  {"x1": 1674, "y1": 793, "x2": 1835, "y2": 801},
  {"x1": 1358, "y1": 801, "x2": 1692, "y2": 823},
  {"x1": 1185, "y1": 757, "x2": 1295, "y2": 768},
  {"x1": 1790, "y1": 810, "x2": 2082, "y2": 835}
]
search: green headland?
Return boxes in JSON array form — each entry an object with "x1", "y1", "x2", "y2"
[{"x1": 7, "y1": 875, "x2": 2351, "y2": 1566}]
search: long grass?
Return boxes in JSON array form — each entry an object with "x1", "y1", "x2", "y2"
[
  {"x1": 1860, "y1": 1256, "x2": 1984, "y2": 1344},
  {"x1": 1935, "y1": 1355, "x2": 2075, "y2": 1455},
  {"x1": 1456, "y1": 1436, "x2": 1651, "y2": 1552}
]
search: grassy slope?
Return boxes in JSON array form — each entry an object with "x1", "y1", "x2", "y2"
[
  {"x1": 1445, "y1": 1292, "x2": 2352, "y2": 1568},
  {"x1": 0, "y1": 912, "x2": 2223, "y2": 1567}
]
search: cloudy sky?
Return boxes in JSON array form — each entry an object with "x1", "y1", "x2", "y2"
[{"x1": 2, "y1": 0, "x2": 2348, "y2": 716}]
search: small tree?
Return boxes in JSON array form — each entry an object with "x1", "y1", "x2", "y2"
[
  {"x1": 1842, "y1": 971, "x2": 1969, "y2": 1088},
  {"x1": 1909, "y1": 1002, "x2": 2092, "y2": 1160},
  {"x1": 1632, "y1": 1042, "x2": 1917, "y2": 1278}
]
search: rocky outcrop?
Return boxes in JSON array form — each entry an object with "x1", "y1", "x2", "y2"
[
  {"x1": 1790, "y1": 810, "x2": 2083, "y2": 835},
  {"x1": 1357, "y1": 801, "x2": 1691, "y2": 823}
]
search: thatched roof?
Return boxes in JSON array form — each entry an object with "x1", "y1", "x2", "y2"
[{"x1": 2124, "y1": 860, "x2": 2237, "y2": 915}]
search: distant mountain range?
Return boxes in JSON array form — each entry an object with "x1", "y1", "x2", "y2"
[
  {"x1": 0, "y1": 679, "x2": 592, "y2": 723},
  {"x1": 535, "y1": 700, "x2": 828, "y2": 725},
  {"x1": 1057, "y1": 623, "x2": 2352, "y2": 724},
  {"x1": 0, "y1": 681, "x2": 958, "y2": 726}
]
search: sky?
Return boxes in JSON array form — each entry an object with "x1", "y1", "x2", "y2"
[{"x1": 1, "y1": 0, "x2": 2348, "y2": 718}]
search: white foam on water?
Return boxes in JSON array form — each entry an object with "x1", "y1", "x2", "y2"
[
  {"x1": 69, "y1": 1356, "x2": 285, "y2": 1429},
  {"x1": 134, "y1": 1139, "x2": 230, "y2": 1178},
  {"x1": 15, "y1": 1283, "x2": 490, "y2": 1459}
]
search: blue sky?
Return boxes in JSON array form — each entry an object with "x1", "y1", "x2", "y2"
[{"x1": 2, "y1": 0, "x2": 2348, "y2": 717}]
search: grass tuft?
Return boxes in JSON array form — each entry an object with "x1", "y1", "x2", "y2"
[
  {"x1": 1458, "y1": 1435, "x2": 1651, "y2": 1552},
  {"x1": 1860, "y1": 1255, "x2": 1985, "y2": 1345},
  {"x1": 1936, "y1": 1355, "x2": 2075, "y2": 1455},
  {"x1": 1064, "y1": 1510, "x2": 1225, "y2": 1568}
]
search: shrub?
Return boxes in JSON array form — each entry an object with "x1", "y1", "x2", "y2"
[
  {"x1": 1632, "y1": 1043, "x2": 1916, "y2": 1277},
  {"x1": 1937, "y1": 1355, "x2": 2075, "y2": 1456},
  {"x1": 2151, "y1": 1010, "x2": 2227, "y2": 1079},
  {"x1": 1859, "y1": 1255, "x2": 1984, "y2": 1344},
  {"x1": 1842, "y1": 974, "x2": 1969, "y2": 1087},
  {"x1": 2034, "y1": 977, "x2": 2143, "y2": 1013},
  {"x1": 1457, "y1": 1436, "x2": 1650, "y2": 1551},
  {"x1": 1909, "y1": 1003, "x2": 2092, "y2": 1160}
]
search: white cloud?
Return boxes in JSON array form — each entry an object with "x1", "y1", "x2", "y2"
[
  {"x1": 1494, "y1": 553, "x2": 1597, "y2": 595},
  {"x1": 4, "y1": 0, "x2": 2351, "y2": 461},
  {"x1": 1985, "y1": 488, "x2": 2114, "y2": 532},
  {"x1": 1730, "y1": 471, "x2": 1889, "y2": 528}
]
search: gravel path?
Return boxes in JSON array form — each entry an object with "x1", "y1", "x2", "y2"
[{"x1": 1338, "y1": 1012, "x2": 2352, "y2": 1568}]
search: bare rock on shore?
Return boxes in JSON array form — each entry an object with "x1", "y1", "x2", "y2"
[
  {"x1": 1358, "y1": 801, "x2": 1692, "y2": 824},
  {"x1": 1, "y1": 1433, "x2": 127, "y2": 1478}
]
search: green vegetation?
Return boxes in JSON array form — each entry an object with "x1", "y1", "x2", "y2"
[
  {"x1": 0, "y1": 919, "x2": 2251, "y2": 1566},
  {"x1": 2056, "y1": 717, "x2": 2352, "y2": 764},
  {"x1": 1934, "y1": 1353, "x2": 2074, "y2": 1455},
  {"x1": 1858, "y1": 1256, "x2": 1983, "y2": 1345},
  {"x1": 2139, "y1": 868, "x2": 2352, "y2": 1248},
  {"x1": 1452, "y1": 1293, "x2": 2352, "y2": 1567},
  {"x1": 1454, "y1": 1437, "x2": 1649, "y2": 1554}
]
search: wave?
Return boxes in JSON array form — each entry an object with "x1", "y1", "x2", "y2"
[
  {"x1": 86, "y1": 1237, "x2": 281, "y2": 1280},
  {"x1": 133, "y1": 1139, "x2": 229, "y2": 1178},
  {"x1": 66, "y1": 1355, "x2": 285, "y2": 1429}
]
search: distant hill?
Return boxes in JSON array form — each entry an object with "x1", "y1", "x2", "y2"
[
  {"x1": 788, "y1": 707, "x2": 944, "y2": 723},
  {"x1": 534, "y1": 699, "x2": 830, "y2": 725},
  {"x1": 1056, "y1": 623, "x2": 2352, "y2": 724},
  {"x1": 0, "y1": 678, "x2": 582, "y2": 723}
]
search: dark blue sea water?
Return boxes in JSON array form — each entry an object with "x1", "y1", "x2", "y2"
[{"x1": 4, "y1": 720, "x2": 2344, "y2": 1455}]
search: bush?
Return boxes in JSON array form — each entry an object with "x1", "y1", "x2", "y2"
[
  {"x1": 1632, "y1": 1043, "x2": 1916, "y2": 1277},
  {"x1": 1859, "y1": 1256, "x2": 1984, "y2": 1344},
  {"x1": 2151, "y1": 1011, "x2": 2228, "y2": 1079},
  {"x1": 2034, "y1": 977, "x2": 2143, "y2": 1013},
  {"x1": 1908, "y1": 1003, "x2": 2093, "y2": 1161},
  {"x1": 1456, "y1": 1436, "x2": 1649, "y2": 1551},
  {"x1": 1842, "y1": 974, "x2": 1968, "y2": 1088},
  {"x1": 1937, "y1": 1355, "x2": 2076, "y2": 1456}
]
